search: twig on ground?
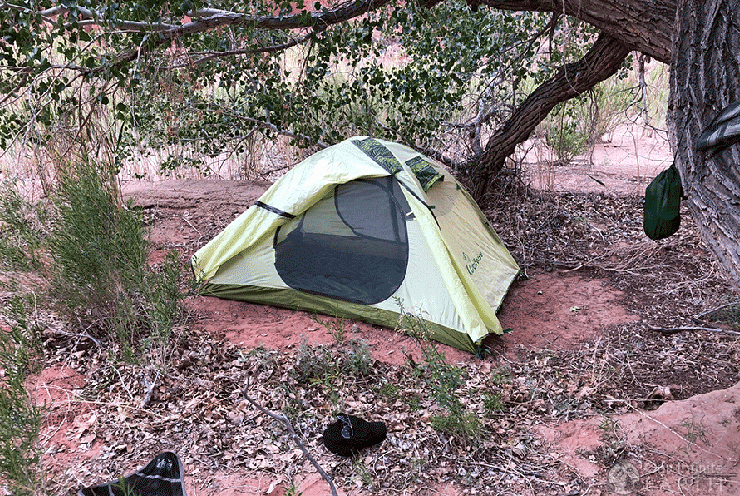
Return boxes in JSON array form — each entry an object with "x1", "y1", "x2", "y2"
[
  {"x1": 140, "y1": 370, "x2": 159, "y2": 408},
  {"x1": 242, "y1": 377, "x2": 338, "y2": 496},
  {"x1": 182, "y1": 213, "x2": 201, "y2": 238},
  {"x1": 113, "y1": 363, "x2": 135, "y2": 402},
  {"x1": 47, "y1": 326, "x2": 102, "y2": 347},
  {"x1": 646, "y1": 324, "x2": 740, "y2": 336}
]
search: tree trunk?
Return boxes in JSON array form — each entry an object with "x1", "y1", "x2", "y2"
[
  {"x1": 470, "y1": 33, "x2": 629, "y2": 199},
  {"x1": 668, "y1": 0, "x2": 740, "y2": 284}
]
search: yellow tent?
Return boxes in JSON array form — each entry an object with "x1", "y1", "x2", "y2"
[{"x1": 192, "y1": 137, "x2": 519, "y2": 352}]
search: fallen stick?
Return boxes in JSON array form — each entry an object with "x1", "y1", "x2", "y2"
[
  {"x1": 140, "y1": 371, "x2": 159, "y2": 409},
  {"x1": 242, "y1": 379, "x2": 338, "y2": 496},
  {"x1": 645, "y1": 324, "x2": 740, "y2": 336},
  {"x1": 696, "y1": 301, "x2": 740, "y2": 320}
]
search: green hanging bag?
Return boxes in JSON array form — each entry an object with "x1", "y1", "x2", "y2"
[{"x1": 643, "y1": 164, "x2": 683, "y2": 240}]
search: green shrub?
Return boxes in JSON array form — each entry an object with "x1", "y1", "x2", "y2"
[
  {"x1": 377, "y1": 382, "x2": 400, "y2": 401},
  {"x1": 0, "y1": 297, "x2": 44, "y2": 496},
  {"x1": 293, "y1": 337, "x2": 334, "y2": 384},
  {"x1": 0, "y1": 234, "x2": 29, "y2": 271},
  {"x1": 533, "y1": 73, "x2": 637, "y2": 165},
  {"x1": 292, "y1": 335, "x2": 373, "y2": 384},
  {"x1": 483, "y1": 392, "x2": 505, "y2": 415},
  {"x1": 431, "y1": 411, "x2": 481, "y2": 440},
  {"x1": 342, "y1": 337, "x2": 372, "y2": 376},
  {"x1": 0, "y1": 180, "x2": 45, "y2": 270},
  {"x1": 545, "y1": 108, "x2": 589, "y2": 165},
  {"x1": 590, "y1": 78, "x2": 635, "y2": 140},
  {"x1": 46, "y1": 158, "x2": 183, "y2": 362},
  {"x1": 312, "y1": 314, "x2": 347, "y2": 344},
  {"x1": 398, "y1": 308, "x2": 480, "y2": 443}
]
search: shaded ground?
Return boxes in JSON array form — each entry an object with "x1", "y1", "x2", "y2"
[{"x1": 17, "y1": 131, "x2": 740, "y2": 496}]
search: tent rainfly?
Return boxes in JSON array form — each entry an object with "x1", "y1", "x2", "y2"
[{"x1": 191, "y1": 137, "x2": 519, "y2": 352}]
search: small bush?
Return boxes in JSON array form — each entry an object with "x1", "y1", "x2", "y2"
[
  {"x1": 0, "y1": 235, "x2": 29, "y2": 271},
  {"x1": 490, "y1": 367, "x2": 511, "y2": 385},
  {"x1": 292, "y1": 335, "x2": 373, "y2": 384},
  {"x1": 377, "y1": 383, "x2": 400, "y2": 401},
  {"x1": 483, "y1": 392, "x2": 505, "y2": 415},
  {"x1": 431, "y1": 411, "x2": 481, "y2": 440},
  {"x1": 590, "y1": 78, "x2": 635, "y2": 140},
  {"x1": 342, "y1": 337, "x2": 372, "y2": 376},
  {"x1": 293, "y1": 337, "x2": 334, "y2": 384},
  {"x1": 406, "y1": 395, "x2": 421, "y2": 411},
  {"x1": 0, "y1": 297, "x2": 44, "y2": 496},
  {"x1": 0, "y1": 180, "x2": 45, "y2": 270},
  {"x1": 543, "y1": 104, "x2": 591, "y2": 165},
  {"x1": 312, "y1": 315, "x2": 347, "y2": 344},
  {"x1": 398, "y1": 308, "x2": 480, "y2": 443},
  {"x1": 534, "y1": 73, "x2": 637, "y2": 166},
  {"x1": 46, "y1": 158, "x2": 183, "y2": 362}
]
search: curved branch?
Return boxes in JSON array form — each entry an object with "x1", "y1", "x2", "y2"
[
  {"x1": 470, "y1": 33, "x2": 630, "y2": 199},
  {"x1": 2, "y1": 0, "x2": 393, "y2": 74},
  {"x1": 487, "y1": 0, "x2": 674, "y2": 63},
  {"x1": 419, "y1": 0, "x2": 675, "y2": 63},
  {"x1": 13, "y1": 0, "x2": 393, "y2": 36},
  {"x1": 169, "y1": 28, "x2": 322, "y2": 68},
  {"x1": 74, "y1": 0, "x2": 393, "y2": 71}
]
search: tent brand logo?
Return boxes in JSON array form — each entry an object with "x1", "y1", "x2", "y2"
[{"x1": 463, "y1": 252, "x2": 483, "y2": 275}]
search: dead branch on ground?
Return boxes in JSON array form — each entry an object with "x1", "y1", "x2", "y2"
[{"x1": 242, "y1": 378, "x2": 338, "y2": 496}]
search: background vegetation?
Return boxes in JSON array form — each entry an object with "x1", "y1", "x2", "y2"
[
  {"x1": 0, "y1": 147, "x2": 187, "y2": 494},
  {"x1": 0, "y1": 1, "x2": 667, "y2": 182}
]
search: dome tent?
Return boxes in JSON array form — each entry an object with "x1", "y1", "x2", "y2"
[{"x1": 191, "y1": 137, "x2": 519, "y2": 352}]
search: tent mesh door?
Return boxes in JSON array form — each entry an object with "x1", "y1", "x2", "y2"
[{"x1": 274, "y1": 177, "x2": 411, "y2": 305}]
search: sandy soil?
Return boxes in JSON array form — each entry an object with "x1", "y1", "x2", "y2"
[
  {"x1": 23, "y1": 128, "x2": 740, "y2": 496},
  {"x1": 522, "y1": 124, "x2": 673, "y2": 195}
]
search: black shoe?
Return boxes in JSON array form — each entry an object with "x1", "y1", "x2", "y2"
[{"x1": 322, "y1": 414, "x2": 387, "y2": 457}]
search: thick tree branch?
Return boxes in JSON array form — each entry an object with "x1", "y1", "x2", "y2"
[
  {"x1": 4, "y1": 0, "x2": 394, "y2": 72},
  {"x1": 420, "y1": 0, "x2": 675, "y2": 63},
  {"x1": 489, "y1": 0, "x2": 674, "y2": 63},
  {"x1": 8, "y1": 0, "x2": 675, "y2": 76},
  {"x1": 12, "y1": 0, "x2": 393, "y2": 36},
  {"x1": 113, "y1": 1, "x2": 391, "y2": 70},
  {"x1": 470, "y1": 33, "x2": 630, "y2": 199}
]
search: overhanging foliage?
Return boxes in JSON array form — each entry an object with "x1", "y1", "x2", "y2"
[{"x1": 1, "y1": 0, "x2": 612, "y2": 175}]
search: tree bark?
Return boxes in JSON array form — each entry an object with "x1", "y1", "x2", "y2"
[
  {"x1": 470, "y1": 33, "x2": 630, "y2": 199},
  {"x1": 479, "y1": 0, "x2": 676, "y2": 63},
  {"x1": 668, "y1": 0, "x2": 740, "y2": 284}
]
